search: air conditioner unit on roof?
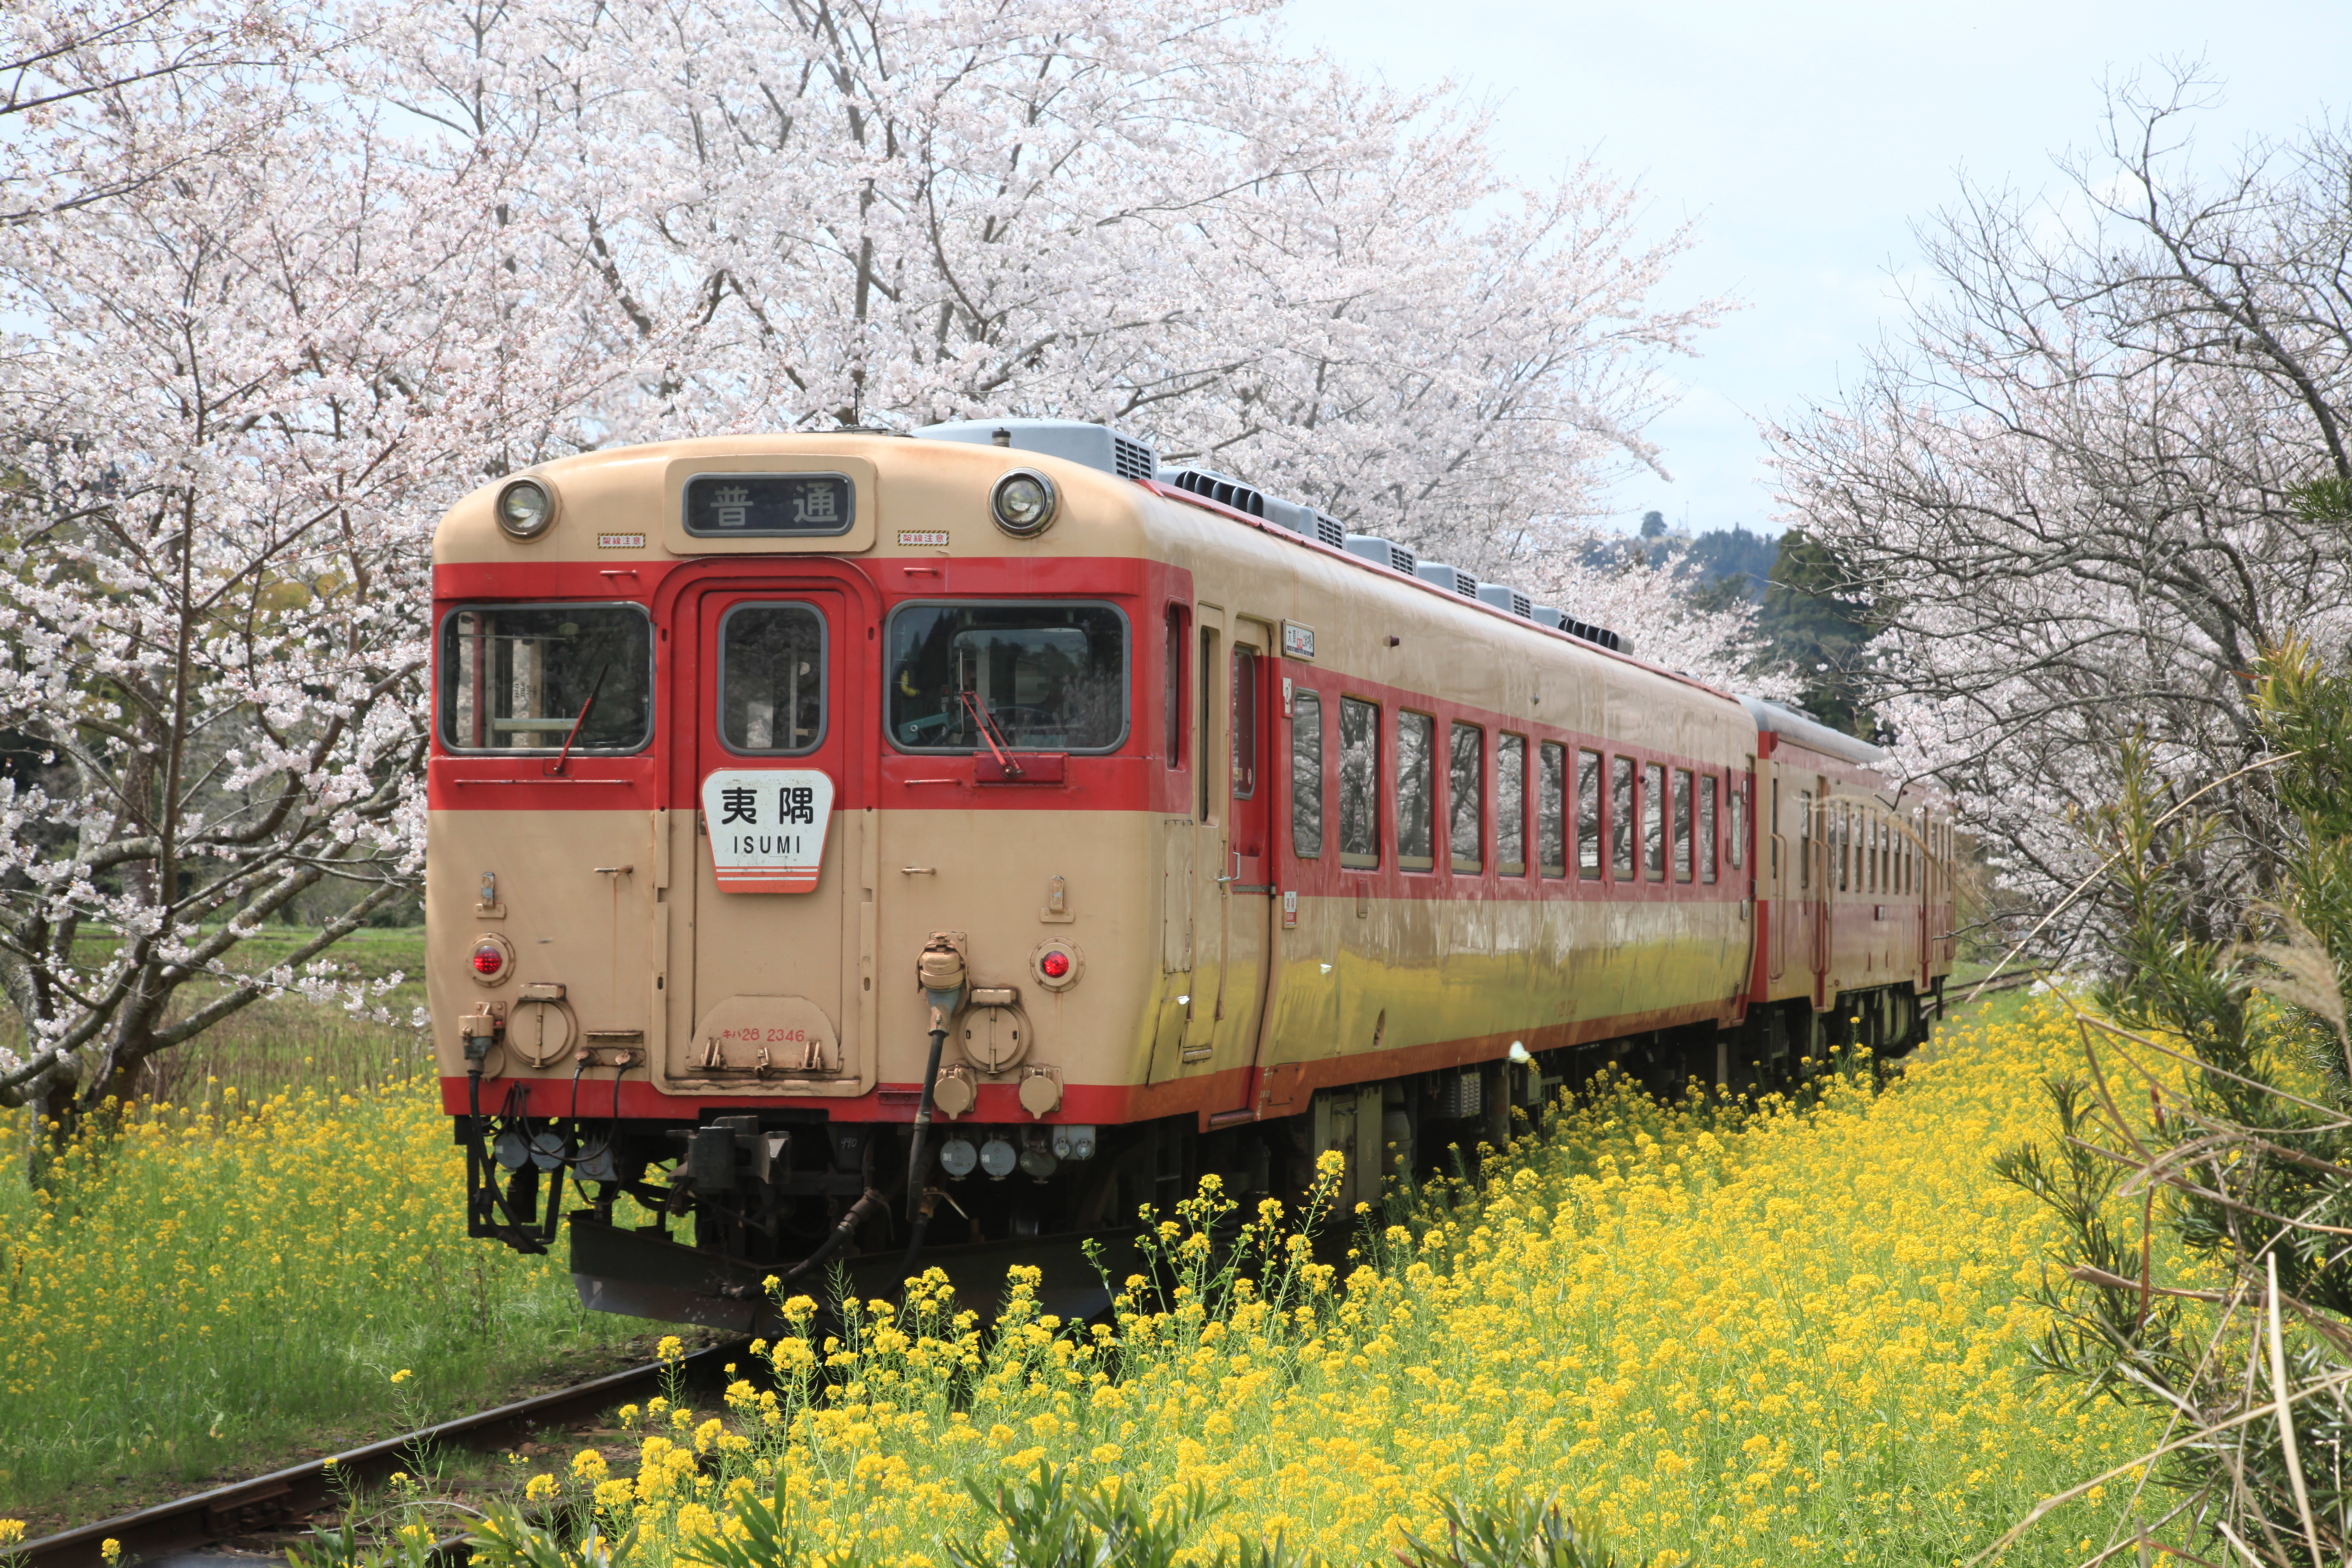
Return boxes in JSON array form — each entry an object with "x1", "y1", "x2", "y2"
[
  {"x1": 1344, "y1": 534, "x2": 1416, "y2": 575},
  {"x1": 1416, "y1": 561, "x2": 1477, "y2": 597},
  {"x1": 911, "y1": 418, "x2": 1157, "y2": 480},
  {"x1": 1476, "y1": 582, "x2": 1533, "y2": 619}
]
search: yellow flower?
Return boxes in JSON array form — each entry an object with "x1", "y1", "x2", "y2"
[
  {"x1": 0, "y1": 1524, "x2": 31, "y2": 1549},
  {"x1": 390, "y1": 1368, "x2": 413, "y2": 1385},
  {"x1": 100, "y1": 1539, "x2": 121, "y2": 1564},
  {"x1": 657, "y1": 1335, "x2": 685, "y2": 1363},
  {"x1": 570, "y1": 1448, "x2": 610, "y2": 1485},
  {"x1": 524, "y1": 1473, "x2": 559, "y2": 1503}
]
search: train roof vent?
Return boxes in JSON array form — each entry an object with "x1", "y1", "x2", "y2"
[
  {"x1": 1531, "y1": 606, "x2": 1565, "y2": 629},
  {"x1": 1111, "y1": 434, "x2": 1156, "y2": 480},
  {"x1": 1476, "y1": 582, "x2": 1534, "y2": 619},
  {"x1": 911, "y1": 418, "x2": 1158, "y2": 480},
  {"x1": 1416, "y1": 561, "x2": 1478, "y2": 598},
  {"x1": 1344, "y1": 534, "x2": 1417, "y2": 575},
  {"x1": 1310, "y1": 511, "x2": 1347, "y2": 549},
  {"x1": 1555, "y1": 616, "x2": 1628, "y2": 655},
  {"x1": 1158, "y1": 467, "x2": 1267, "y2": 518}
]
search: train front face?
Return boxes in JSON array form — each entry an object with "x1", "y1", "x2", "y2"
[{"x1": 426, "y1": 434, "x2": 1179, "y2": 1328}]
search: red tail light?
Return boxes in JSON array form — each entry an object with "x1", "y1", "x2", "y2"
[{"x1": 472, "y1": 942, "x2": 506, "y2": 977}]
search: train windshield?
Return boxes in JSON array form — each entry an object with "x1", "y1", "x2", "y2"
[
  {"x1": 438, "y1": 604, "x2": 653, "y2": 753},
  {"x1": 887, "y1": 602, "x2": 1127, "y2": 752}
]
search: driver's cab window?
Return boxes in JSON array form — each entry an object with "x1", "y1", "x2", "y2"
[{"x1": 886, "y1": 602, "x2": 1130, "y2": 752}]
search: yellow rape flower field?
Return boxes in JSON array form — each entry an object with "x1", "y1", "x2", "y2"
[
  {"x1": 0, "y1": 996, "x2": 2170, "y2": 1563},
  {"x1": 508, "y1": 996, "x2": 2166, "y2": 1568},
  {"x1": 0, "y1": 1075, "x2": 653, "y2": 1509}
]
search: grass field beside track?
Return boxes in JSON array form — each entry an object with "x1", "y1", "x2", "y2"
[
  {"x1": 1, "y1": 961, "x2": 2171, "y2": 1562},
  {"x1": 0, "y1": 928, "x2": 676, "y2": 1523}
]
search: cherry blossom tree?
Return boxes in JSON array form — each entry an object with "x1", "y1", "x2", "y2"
[
  {"x1": 1769, "y1": 73, "x2": 2352, "y2": 928},
  {"x1": 2, "y1": 0, "x2": 308, "y2": 224},
  {"x1": 406, "y1": 0, "x2": 1720, "y2": 584},
  {"x1": 0, "y1": 22, "x2": 619, "y2": 1138}
]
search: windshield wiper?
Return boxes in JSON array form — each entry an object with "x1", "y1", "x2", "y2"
[
  {"x1": 956, "y1": 689, "x2": 1022, "y2": 777},
  {"x1": 545, "y1": 664, "x2": 609, "y2": 776}
]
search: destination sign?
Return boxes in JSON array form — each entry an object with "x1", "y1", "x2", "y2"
[
  {"x1": 683, "y1": 474, "x2": 855, "y2": 537},
  {"x1": 701, "y1": 768, "x2": 836, "y2": 892}
]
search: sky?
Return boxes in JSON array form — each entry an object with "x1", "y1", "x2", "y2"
[{"x1": 1278, "y1": 0, "x2": 2352, "y2": 537}]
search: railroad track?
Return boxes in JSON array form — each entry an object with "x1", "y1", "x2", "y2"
[
  {"x1": 1956, "y1": 967, "x2": 2053, "y2": 1001},
  {"x1": 16, "y1": 1338, "x2": 750, "y2": 1568}
]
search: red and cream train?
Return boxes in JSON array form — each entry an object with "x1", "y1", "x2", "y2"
[{"x1": 426, "y1": 420, "x2": 1955, "y2": 1327}]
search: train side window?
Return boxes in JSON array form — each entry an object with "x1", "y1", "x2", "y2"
[
  {"x1": 1397, "y1": 711, "x2": 1436, "y2": 872},
  {"x1": 1164, "y1": 605, "x2": 1185, "y2": 769},
  {"x1": 1230, "y1": 650, "x2": 1258, "y2": 800},
  {"x1": 718, "y1": 602, "x2": 825, "y2": 753},
  {"x1": 1540, "y1": 742, "x2": 1568, "y2": 878},
  {"x1": 1496, "y1": 733, "x2": 1527, "y2": 877},
  {"x1": 1700, "y1": 774, "x2": 1718, "y2": 885},
  {"x1": 1672, "y1": 768, "x2": 1694, "y2": 883},
  {"x1": 1797, "y1": 788, "x2": 1812, "y2": 891},
  {"x1": 1338, "y1": 698, "x2": 1380, "y2": 869},
  {"x1": 1609, "y1": 756, "x2": 1636, "y2": 880},
  {"x1": 1449, "y1": 722, "x2": 1484, "y2": 874},
  {"x1": 1643, "y1": 762, "x2": 1666, "y2": 881},
  {"x1": 1576, "y1": 748, "x2": 1602, "y2": 880},
  {"x1": 1728, "y1": 772, "x2": 1746, "y2": 871},
  {"x1": 1292, "y1": 689, "x2": 1323, "y2": 858},
  {"x1": 1837, "y1": 805, "x2": 1851, "y2": 893}
]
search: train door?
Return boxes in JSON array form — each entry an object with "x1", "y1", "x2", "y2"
[
  {"x1": 1172, "y1": 615, "x2": 1278, "y2": 1100},
  {"x1": 1766, "y1": 772, "x2": 1787, "y2": 983},
  {"x1": 1211, "y1": 626, "x2": 1279, "y2": 1078},
  {"x1": 666, "y1": 577, "x2": 876, "y2": 1097},
  {"x1": 1810, "y1": 787, "x2": 1833, "y2": 1008},
  {"x1": 1792, "y1": 781, "x2": 1826, "y2": 1008}
]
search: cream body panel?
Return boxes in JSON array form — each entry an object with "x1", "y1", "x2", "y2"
[
  {"x1": 428, "y1": 808, "x2": 664, "y2": 1078},
  {"x1": 869, "y1": 809, "x2": 1165, "y2": 1094}
]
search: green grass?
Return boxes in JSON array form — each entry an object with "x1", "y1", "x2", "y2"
[{"x1": 0, "y1": 934, "x2": 676, "y2": 1528}]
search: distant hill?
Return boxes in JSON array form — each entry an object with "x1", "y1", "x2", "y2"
[
  {"x1": 1682, "y1": 525, "x2": 1777, "y2": 603},
  {"x1": 1573, "y1": 521, "x2": 1879, "y2": 740}
]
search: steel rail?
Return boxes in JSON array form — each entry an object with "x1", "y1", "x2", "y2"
[{"x1": 16, "y1": 1337, "x2": 750, "y2": 1568}]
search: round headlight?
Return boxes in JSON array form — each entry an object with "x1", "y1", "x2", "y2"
[
  {"x1": 495, "y1": 477, "x2": 557, "y2": 540},
  {"x1": 989, "y1": 469, "x2": 1058, "y2": 537}
]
